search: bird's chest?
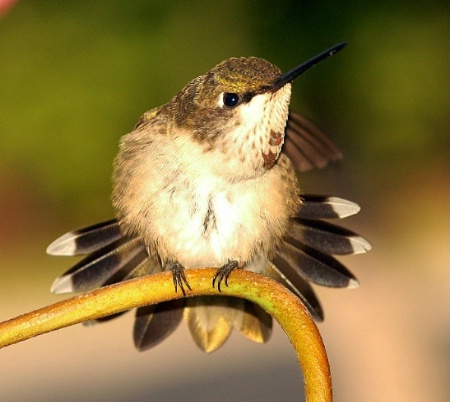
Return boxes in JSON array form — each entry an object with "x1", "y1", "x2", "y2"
[
  {"x1": 152, "y1": 171, "x2": 274, "y2": 267},
  {"x1": 115, "y1": 135, "x2": 299, "y2": 269}
]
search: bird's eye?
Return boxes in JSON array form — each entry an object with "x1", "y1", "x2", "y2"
[{"x1": 223, "y1": 93, "x2": 240, "y2": 108}]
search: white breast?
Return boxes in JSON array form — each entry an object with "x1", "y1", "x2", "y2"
[{"x1": 134, "y1": 134, "x2": 296, "y2": 269}]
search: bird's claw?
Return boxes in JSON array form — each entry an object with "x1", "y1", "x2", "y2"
[
  {"x1": 170, "y1": 262, "x2": 191, "y2": 296},
  {"x1": 212, "y1": 261, "x2": 239, "y2": 292}
]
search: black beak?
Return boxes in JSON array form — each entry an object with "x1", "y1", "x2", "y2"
[{"x1": 269, "y1": 42, "x2": 347, "y2": 92}]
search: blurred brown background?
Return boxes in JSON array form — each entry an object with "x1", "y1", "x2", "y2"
[{"x1": 0, "y1": 1, "x2": 447, "y2": 401}]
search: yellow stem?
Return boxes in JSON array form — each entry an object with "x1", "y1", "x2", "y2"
[{"x1": 0, "y1": 269, "x2": 331, "y2": 401}]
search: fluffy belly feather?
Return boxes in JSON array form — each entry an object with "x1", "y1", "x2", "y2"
[
  {"x1": 113, "y1": 132, "x2": 300, "y2": 270},
  {"x1": 151, "y1": 175, "x2": 278, "y2": 268}
]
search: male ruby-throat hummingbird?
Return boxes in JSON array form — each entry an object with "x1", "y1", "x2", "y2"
[{"x1": 48, "y1": 43, "x2": 370, "y2": 353}]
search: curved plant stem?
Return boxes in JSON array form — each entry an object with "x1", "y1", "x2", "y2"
[{"x1": 0, "y1": 269, "x2": 332, "y2": 401}]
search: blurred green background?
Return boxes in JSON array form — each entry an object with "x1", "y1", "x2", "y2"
[{"x1": 0, "y1": 1, "x2": 447, "y2": 401}]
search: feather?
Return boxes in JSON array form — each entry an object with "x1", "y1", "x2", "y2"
[
  {"x1": 85, "y1": 250, "x2": 162, "y2": 326},
  {"x1": 50, "y1": 237, "x2": 144, "y2": 294},
  {"x1": 47, "y1": 189, "x2": 367, "y2": 351},
  {"x1": 288, "y1": 218, "x2": 372, "y2": 255},
  {"x1": 298, "y1": 194, "x2": 361, "y2": 219},
  {"x1": 237, "y1": 301, "x2": 272, "y2": 344},
  {"x1": 275, "y1": 239, "x2": 359, "y2": 288},
  {"x1": 184, "y1": 296, "x2": 236, "y2": 353},
  {"x1": 47, "y1": 219, "x2": 122, "y2": 256},
  {"x1": 284, "y1": 111, "x2": 342, "y2": 172},
  {"x1": 266, "y1": 259, "x2": 324, "y2": 321},
  {"x1": 134, "y1": 300, "x2": 185, "y2": 351}
]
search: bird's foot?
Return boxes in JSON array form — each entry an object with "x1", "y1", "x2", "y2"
[
  {"x1": 169, "y1": 262, "x2": 192, "y2": 296},
  {"x1": 212, "y1": 261, "x2": 239, "y2": 292}
]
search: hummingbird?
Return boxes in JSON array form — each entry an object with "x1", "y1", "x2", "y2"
[{"x1": 47, "y1": 43, "x2": 371, "y2": 353}]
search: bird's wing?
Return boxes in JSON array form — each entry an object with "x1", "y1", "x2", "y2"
[{"x1": 283, "y1": 110, "x2": 343, "y2": 172}]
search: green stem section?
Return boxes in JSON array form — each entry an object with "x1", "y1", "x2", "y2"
[{"x1": 0, "y1": 269, "x2": 331, "y2": 401}]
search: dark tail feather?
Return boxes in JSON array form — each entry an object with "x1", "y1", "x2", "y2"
[
  {"x1": 299, "y1": 195, "x2": 361, "y2": 219},
  {"x1": 134, "y1": 300, "x2": 185, "y2": 351},
  {"x1": 288, "y1": 218, "x2": 371, "y2": 255},
  {"x1": 47, "y1": 219, "x2": 122, "y2": 256},
  {"x1": 269, "y1": 194, "x2": 371, "y2": 318},
  {"x1": 50, "y1": 237, "x2": 145, "y2": 294},
  {"x1": 47, "y1": 221, "x2": 187, "y2": 350},
  {"x1": 100, "y1": 250, "x2": 156, "y2": 286},
  {"x1": 85, "y1": 251, "x2": 158, "y2": 325},
  {"x1": 276, "y1": 238, "x2": 359, "y2": 288},
  {"x1": 267, "y1": 258, "x2": 324, "y2": 321}
]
